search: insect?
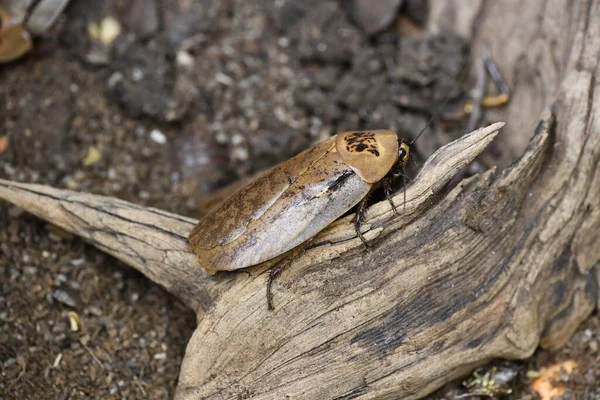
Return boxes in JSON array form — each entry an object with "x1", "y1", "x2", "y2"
[{"x1": 188, "y1": 129, "x2": 416, "y2": 309}]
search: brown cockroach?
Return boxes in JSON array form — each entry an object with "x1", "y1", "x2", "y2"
[{"x1": 188, "y1": 129, "x2": 413, "y2": 308}]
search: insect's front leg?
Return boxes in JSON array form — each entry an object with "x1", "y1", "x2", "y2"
[
  {"x1": 383, "y1": 177, "x2": 399, "y2": 216},
  {"x1": 389, "y1": 166, "x2": 413, "y2": 213}
]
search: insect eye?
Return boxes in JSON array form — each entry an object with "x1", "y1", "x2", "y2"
[
  {"x1": 398, "y1": 147, "x2": 408, "y2": 162},
  {"x1": 397, "y1": 143, "x2": 411, "y2": 165}
]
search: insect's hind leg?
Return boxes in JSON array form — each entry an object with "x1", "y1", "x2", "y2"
[
  {"x1": 266, "y1": 238, "x2": 314, "y2": 310},
  {"x1": 353, "y1": 194, "x2": 371, "y2": 249}
]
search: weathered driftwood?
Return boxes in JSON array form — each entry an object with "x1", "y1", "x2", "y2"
[
  {"x1": 0, "y1": 105, "x2": 596, "y2": 399},
  {"x1": 1, "y1": 1, "x2": 600, "y2": 399}
]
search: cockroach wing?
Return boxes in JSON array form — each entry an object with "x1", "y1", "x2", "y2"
[
  {"x1": 189, "y1": 137, "x2": 337, "y2": 249},
  {"x1": 335, "y1": 130, "x2": 399, "y2": 183},
  {"x1": 188, "y1": 136, "x2": 372, "y2": 272}
]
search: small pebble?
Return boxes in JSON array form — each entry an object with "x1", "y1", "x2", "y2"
[
  {"x1": 82, "y1": 146, "x2": 102, "y2": 167},
  {"x1": 24, "y1": 266, "x2": 38, "y2": 275},
  {"x1": 132, "y1": 67, "x2": 144, "y2": 82},
  {"x1": 215, "y1": 72, "x2": 234, "y2": 86},
  {"x1": 52, "y1": 288, "x2": 81, "y2": 308},
  {"x1": 150, "y1": 129, "x2": 167, "y2": 144},
  {"x1": 278, "y1": 37, "x2": 289, "y2": 47},
  {"x1": 88, "y1": 16, "x2": 122, "y2": 45},
  {"x1": 231, "y1": 134, "x2": 245, "y2": 146},
  {"x1": 8, "y1": 206, "x2": 24, "y2": 218},
  {"x1": 70, "y1": 257, "x2": 85, "y2": 267},
  {"x1": 176, "y1": 50, "x2": 195, "y2": 68},
  {"x1": 107, "y1": 72, "x2": 124, "y2": 88},
  {"x1": 107, "y1": 168, "x2": 118, "y2": 180}
]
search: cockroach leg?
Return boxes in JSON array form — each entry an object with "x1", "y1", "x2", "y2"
[
  {"x1": 390, "y1": 166, "x2": 412, "y2": 213},
  {"x1": 383, "y1": 177, "x2": 399, "y2": 216},
  {"x1": 266, "y1": 238, "x2": 314, "y2": 310},
  {"x1": 353, "y1": 195, "x2": 371, "y2": 249},
  {"x1": 402, "y1": 164, "x2": 407, "y2": 213}
]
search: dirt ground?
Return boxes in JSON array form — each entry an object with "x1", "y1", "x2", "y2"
[{"x1": 0, "y1": 0, "x2": 598, "y2": 399}]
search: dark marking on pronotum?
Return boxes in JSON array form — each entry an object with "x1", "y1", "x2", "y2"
[{"x1": 345, "y1": 132, "x2": 380, "y2": 157}]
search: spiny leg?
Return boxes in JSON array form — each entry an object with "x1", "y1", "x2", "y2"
[
  {"x1": 402, "y1": 164, "x2": 407, "y2": 213},
  {"x1": 353, "y1": 194, "x2": 371, "y2": 249},
  {"x1": 383, "y1": 177, "x2": 399, "y2": 216},
  {"x1": 389, "y1": 168, "x2": 412, "y2": 214},
  {"x1": 266, "y1": 239, "x2": 313, "y2": 310}
]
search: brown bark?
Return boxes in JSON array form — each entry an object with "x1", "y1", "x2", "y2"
[{"x1": 0, "y1": 1, "x2": 599, "y2": 399}]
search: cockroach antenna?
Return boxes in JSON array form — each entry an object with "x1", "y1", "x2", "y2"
[
  {"x1": 409, "y1": 92, "x2": 456, "y2": 146},
  {"x1": 410, "y1": 44, "x2": 510, "y2": 148}
]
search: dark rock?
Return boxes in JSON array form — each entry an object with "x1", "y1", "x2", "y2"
[
  {"x1": 107, "y1": 38, "x2": 191, "y2": 122},
  {"x1": 248, "y1": 128, "x2": 310, "y2": 172},
  {"x1": 52, "y1": 287, "x2": 82, "y2": 308},
  {"x1": 403, "y1": 0, "x2": 429, "y2": 26},
  {"x1": 172, "y1": 117, "x2": 233, "y2": 197},
  {"x1": 305, "y1": 64, "x2": 341, "y2": 90},
  {"x1": 272, "y1": 0, "x2": 313, "y2": 32},
  {"x1": 165, "y1": 13, "x2": 204, "y2": 49},
  {"x1": 334, "y1": 73, "x2": 389, "y2": 111},
  {"x1": 126, "y1": 0, "x2": 160, "y2": 39},
  {"x1": 292, "y1": 1, "x2": 361, "y2": 63},
  {"x1": 395, "y1": 33, "x2": 467, "y2": 100},
  {"x1": 298, "y1": 89, "x2": 341, "y2": 123},
  {"x1": 165, "y1": 2, "x2": 220, "y2": 49},
  {"x1": 345, "y1": 0, "x2": 404, "y2": 35}
]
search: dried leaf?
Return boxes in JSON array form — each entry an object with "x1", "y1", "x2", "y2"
[
  {"x1": 82, "y1": 146, "x2": 102, "y2": 167},
  {"x1": 530, "y1": 360, "x2": 577, "y2": 400},
  {"x1": 88, "y1": 16, "x2": 121, "y2": 45},
  {"x1": 68, "y1": 311, "x2": 81, "y2": 332}
]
